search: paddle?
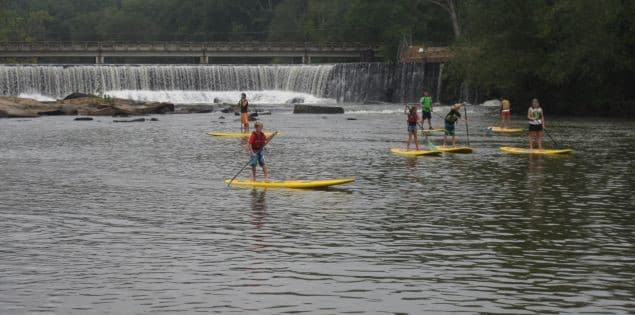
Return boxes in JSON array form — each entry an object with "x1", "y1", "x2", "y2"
[
  {"x1": 543, "y1": 128, "x2": 561, "y2": 149},
  {"x1": 227, "y1": 131, "x2": 278, "y2": 187},
  {"x1": 462, "y1": 103, "x2": 470, "y2": 147}
]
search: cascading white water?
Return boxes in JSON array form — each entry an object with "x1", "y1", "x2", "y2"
[{"x1": 0, "y1": 63, "x2": 436, "y2": 104}]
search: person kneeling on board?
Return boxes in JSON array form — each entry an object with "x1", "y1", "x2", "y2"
[
  {"x1": 248, "y1": 121, "x2": 269, "y2": 181},
  {"x1": 404, "y1": 104, "x2": 420, "y2": 151},
  {"x1": 443, "y1": 103, "x2": 464, "y2": 147}
]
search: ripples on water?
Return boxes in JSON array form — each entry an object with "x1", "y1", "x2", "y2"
[{"x1": 1, "y1": 105, "x2": 633, "y2": 314}]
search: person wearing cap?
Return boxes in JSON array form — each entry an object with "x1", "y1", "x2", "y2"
[
  {"x1": 442, "y1": 103, "x2": 463, "y2": 147},
  {"x1": 248, "y1": 121, "x2": 269, "y2": 181}
]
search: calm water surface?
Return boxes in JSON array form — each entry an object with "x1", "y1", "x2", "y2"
[{"x1": 1, "y1": 104, "x2": 633, "y2": 314}]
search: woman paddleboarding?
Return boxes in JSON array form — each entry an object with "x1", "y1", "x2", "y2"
[{"x1": 527, "y1": 98, "x2": 545, "y2": 150}]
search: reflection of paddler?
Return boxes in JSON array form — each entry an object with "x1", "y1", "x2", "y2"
[
  {"x1": 239, "y1": 92, "x2": 249, "y2": 133},
  {"x1": 250, "y1": 189, "x2": 266, "y2": 230}
]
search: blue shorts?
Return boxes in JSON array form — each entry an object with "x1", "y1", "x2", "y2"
[
  {"x1": 249, "y1": 151, "x2": 265, "y2": 167},
  {"x1": 407, "y1": 123, "x2": 417, "y2": 133},
  {"x1": 444, "y1": 123, "x2": 455, "y2": 136}
]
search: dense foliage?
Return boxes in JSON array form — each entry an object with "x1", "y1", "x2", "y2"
[{"x1": 1, "y1": 0, "x2": 633, "y2": 115}]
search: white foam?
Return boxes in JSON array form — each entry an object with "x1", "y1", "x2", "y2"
[
  {"x1": 17, "y1": 92, "x2": 56, "y2": 102},
  {"x1": 104, "y1": 90, "x2": 336, "y2": 105}
]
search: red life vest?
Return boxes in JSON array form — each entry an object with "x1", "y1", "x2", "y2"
[
  {"x1": 249, "y1": 131, "x2": 267, "y2": 151},
  {"x1": 407, "y1": 111, "x2": 418, "y2": 124}
]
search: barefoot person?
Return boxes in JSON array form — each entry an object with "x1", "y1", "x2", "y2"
[
  {"x1": 404, "y1": 104, "x2": 420, "y2": 150},
  {"x1": 443, "y1": 103, "x2": 463, "y2": 147},
  {"x1": 248, "y1": 121, "x2": 269, "y2": 181},
  {"x1": 239, "y1": 93, "x2": 249, "y2": 133},
  {"x1": 500, "y1": 96, "x2": 511, "y2": 128},
  {"x1": 420, "y1": 91, "x2": 433, "y2": 129},
  {"x1": 527, "y1": 98, "x2": 545, "y2": 150}
]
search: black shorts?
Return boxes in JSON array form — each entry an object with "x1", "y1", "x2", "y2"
[
  {"x1": 528, "y1": 124, "x2": 543, "y2": 132},
  {"x1": 421, "y1": 111, "x2": 431, "y2": 120}
]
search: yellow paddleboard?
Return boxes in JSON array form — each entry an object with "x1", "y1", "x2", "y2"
[
  {"x1": 225, "y1": 178, "x2": 355, "y2": 189},
  {"x1": 422, "y1": 128, "x2": 446, "y2": 133},
  {"x1": 436, "y1": 146, "x2": 473, "y2": 154},
  {"x1": 500, "y1": 146, "x2": 573, "y2": 155},
  {"x1": 390, "y1": 148, "x2": 441, "y2": 156},
  {"x1": 208, "y1": 132, "x2": 276, "y2": 138},
  {"x1": 488, "y1": 126, "x2": 523, "y2": 133}
]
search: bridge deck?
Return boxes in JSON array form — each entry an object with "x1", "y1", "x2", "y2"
[{"x1": 0, "y1": 41, "x2": 379, "y2": 63}]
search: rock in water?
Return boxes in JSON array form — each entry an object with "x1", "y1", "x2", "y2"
[
  {"x1": 293, "y1": 105, "x2": 344, "y2": 114},
  {"x1": 74, "y1": 117, "x2": 93, "y2": 121},
  {"x1": 63, "y1": 92, "x2": 97, "y2": 100},
  {"x1": 114, "y1": 118, "x2": 146, "y2": 123},
  {"x1": 482, "y1": 99, "x2": 501, "y2": 107},
  {"x1": 286, "y1": 97, "x2": 305, "y2": 104}
]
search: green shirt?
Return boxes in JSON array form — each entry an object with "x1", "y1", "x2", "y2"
[{"x1": 420, "y1": 96, "x2": 432, "y2": 112}]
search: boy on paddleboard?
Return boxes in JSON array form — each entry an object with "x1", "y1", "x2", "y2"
[
  {"x1": 443, "y1": 103, "x2": 464, "y2": 147},
  {"x1": 404, "y1": 105, "x2": 420, "y2": 150},
  {"x1": 239, "y1": 93, "x2": 249, "y2": 133},
  {"x1": 248, "y1": 121, "x2": 269, "y2": 181},
  {"x1": 527, "y1": 98, "x2": 545, "y2": 150},
  {"x1": 420, "y1": 91, "x2": 433, "y2": 129}
]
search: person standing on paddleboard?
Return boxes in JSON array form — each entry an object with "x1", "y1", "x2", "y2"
[
  {"x1": 248, "y1": 121, "x2": 269, "y2": 181},
  {"x1": 528, "y1": 98, "x2": 545, "y2": 150},
  {"x1": 404, "y1": 104, "x2": 421, "y2": 151},
  {"x1": 420, "y1": 91, "x2": 433, "y2": 129},
  {"x1": 500, "y1": 96, "x2": 512, "y2": 129},
  {"x1": 239, "y1": 93, "x2": 249, "y2": 133},
  {"x1": 443, "y1": 103, "x2": 464, "y2": 147}
]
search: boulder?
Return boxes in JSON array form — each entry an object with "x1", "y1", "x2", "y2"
[
  {"x1": 114, "y1": 118, "x2": 146, "y2": 123},
  {"x1": 286, "y1": 97, "x2": 305, "y2": 104},
  {"x1": 63, "y1": 92, "x2": 97, "y2": 100},
  {"x1": 293, "y1": 104, "x2": 344, "y2": 114},
  {"x1": 482, "y1": 99, "x2": 501, "y2": 107},
  {"x1": 174, "y1": 104, "x2": 215, "y2": 114},
  {"x1": 0, "y1": 96, "x2": 60, "y2": 118}
]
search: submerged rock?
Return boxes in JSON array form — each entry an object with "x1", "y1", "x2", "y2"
[
  {"x1": 74, "y1": 117, "x2": 94, "y2": 121},
  {"x1": 293, "y1": 104, "x2": 344, "y2": 114},
  {"x1": 114, "y1": 118, "x2": 146, "y2": 123}
]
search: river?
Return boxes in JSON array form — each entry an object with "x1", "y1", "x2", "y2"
[{"x1": 0, "y1": 104, "x2": 633, "y2": 314}]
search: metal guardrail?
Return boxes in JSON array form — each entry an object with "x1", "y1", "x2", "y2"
[{"x1": 0, "y1": 41, "x2": 379, "y2": 51}]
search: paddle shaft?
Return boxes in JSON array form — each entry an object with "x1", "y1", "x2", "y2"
[
  {"x1": 463, "y1": 104, "x2": 470, "y2": 146},
  {"x1": 227, "y1": 131, "x2": 278, "y2": 187},
  {"x1": 543, "y1": 128, "x2": 560, "y2": 148}
]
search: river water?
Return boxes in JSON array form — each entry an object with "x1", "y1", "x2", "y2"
[{"x1": 1, "y1": 104, "x2": 633, "y2": 314}]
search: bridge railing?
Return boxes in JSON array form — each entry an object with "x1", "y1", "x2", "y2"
[{"x1": 0, "y1": 41, "x2": 379, "y2": 51}]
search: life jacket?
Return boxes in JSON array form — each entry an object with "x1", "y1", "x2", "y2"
[
  {"x1": 445, "y1": 109, "x2": 460, "y2": 123},
  {"x1": 407, "y1": 111, "x2": 418, "y2": 124},
  {"x1": 250, "y1": 131, "x2": 266, "y2": 151},
  {"x1": 239, "y1": 99, "x2": 249, "y2": 113}
]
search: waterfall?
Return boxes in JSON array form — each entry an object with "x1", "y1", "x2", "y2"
[{"x1": 0, "y1": 63, "x2": 438, "y2": 104}]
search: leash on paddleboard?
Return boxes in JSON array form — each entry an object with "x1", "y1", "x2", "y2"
[{"x1": 227, "y1": 131, "x2": 278, "y2": 187}]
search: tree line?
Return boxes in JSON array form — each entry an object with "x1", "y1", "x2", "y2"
[{"x1": 1, "y1": 0, "x2": 633, "y2": 115}]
